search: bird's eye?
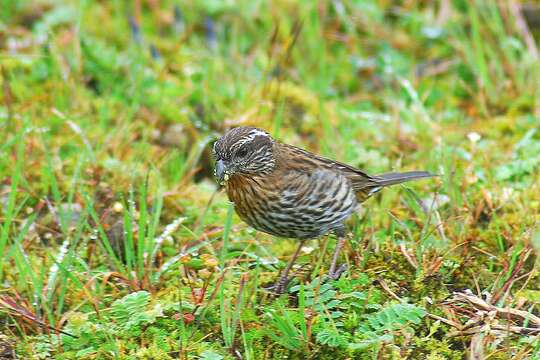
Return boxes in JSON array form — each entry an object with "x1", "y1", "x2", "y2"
[{"x1": 237, "y1": 148, "x2": 248, "y2": 158}]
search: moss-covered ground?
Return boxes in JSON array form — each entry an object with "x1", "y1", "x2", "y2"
[{"x1": 1, "y1": 1, "x2": 539, "y2": 359}]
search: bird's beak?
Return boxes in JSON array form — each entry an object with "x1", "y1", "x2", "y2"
[{"x1": 214, "y1": 159, "x2": 229, "y2": 185}]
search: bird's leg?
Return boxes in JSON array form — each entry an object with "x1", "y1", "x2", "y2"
[
  {"x1": 328, "y1": 228, "x2": 348, "y2": 280},
  {"x1": 274, "y1": 240, "x2": 306, "y2": 294}
]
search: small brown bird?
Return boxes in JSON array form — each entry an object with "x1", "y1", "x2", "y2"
[{"x1": 213, "y1": 127, "x2": 432, "y2": 293}]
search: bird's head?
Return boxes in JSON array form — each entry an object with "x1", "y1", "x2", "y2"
[{"x1": 212, "y1": 127, "x2": 275, "y2": 185}]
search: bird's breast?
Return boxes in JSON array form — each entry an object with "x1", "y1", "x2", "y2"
[
  {"x1": 224, "y1": 170, "x2": 357, "y2": 239},
  {"x1": 225, "y1": 175, "x2": 277, "y2": 215}
]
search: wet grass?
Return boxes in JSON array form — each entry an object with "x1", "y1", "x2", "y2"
[{"x1": 1, "y1": 0, "x2": 540, "y2": 359}]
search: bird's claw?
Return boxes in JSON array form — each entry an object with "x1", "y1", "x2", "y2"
[
  {"x1": 262, "y1": 276, "x2": 292, "y2": 295},
  {"x1": 327, "y1": 263, "x2": 348, "y2": 281},
  {"x1": 264, "y1": 264, "x2": 347, "y2": 296},
  {"x1": 273, "y1": 275, "x2": 292, "y2": 295}
]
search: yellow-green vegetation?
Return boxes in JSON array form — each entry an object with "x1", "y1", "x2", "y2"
[{"x1": 1, "y1": 1, "x2": 540, "y2": 359}]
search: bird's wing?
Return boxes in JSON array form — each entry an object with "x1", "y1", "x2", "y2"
[{"x1": 278, "y1": 143, "x2": 382, "y2": 194}]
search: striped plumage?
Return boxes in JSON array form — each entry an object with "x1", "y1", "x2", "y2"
[
  {"x1": 227, "y1": 168, "x2": 356, "y2": 239},
  {"x1": 213, "y1": 126, "x2": 432, "y2": 292},
  {"x1": 213, "y1": 127, "x2": 431, "y2": 240}
]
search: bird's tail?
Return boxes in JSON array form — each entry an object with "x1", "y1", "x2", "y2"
[{"x1": 375, "y1": 171, "x2": 433, "y2": 187}]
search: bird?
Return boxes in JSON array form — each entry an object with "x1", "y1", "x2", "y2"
[{"x1": 212, "y1": 126, "x2": 432, "y2": 294}]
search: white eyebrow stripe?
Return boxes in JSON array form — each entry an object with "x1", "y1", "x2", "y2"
[
  {"x1": 248, "y1": 129, "x2": 269, "y2": 138},
  {"x1": 235, "y1": 129, "x2": 270, "y2": 146}
]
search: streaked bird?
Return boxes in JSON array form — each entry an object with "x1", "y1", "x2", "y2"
[{"x1": 213, "y1": 127, "x2": 432, "y2": 293}]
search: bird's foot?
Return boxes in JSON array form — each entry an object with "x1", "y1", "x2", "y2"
[
  {"x1": 327, "y1": 263, "x2": 348, "y2": 281},
  {"x1": 261, "y1": 275, "x2": 291, "y2": 295},
  {"x1": 273, "y1": 274, "x2": 291, "y2": 295}
]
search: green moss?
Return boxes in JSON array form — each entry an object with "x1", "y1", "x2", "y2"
[{"x1": 2, "y1": 0, "x2": 539, "y2": 358}]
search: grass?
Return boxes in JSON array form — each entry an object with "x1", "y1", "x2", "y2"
[{"x1": 1, "y1": 0, "x2": 540, "y2": 358}]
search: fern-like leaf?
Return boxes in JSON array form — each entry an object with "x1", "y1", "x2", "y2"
[
  {"x1": 359, "y1": 302, "x2": 426, "y2": 334},
  {"x1": 111, "y1": 291, "x2": 151, "y2": 323},
  {"x1": 110, "y1": 291, "x2": 162, "y2": 334},
  {"x1": 316, "y1": 328, "x2": 349, "y2": 348},
  {"x1": 350, "y1": 302, "x2": 426, "y2": 351}
]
